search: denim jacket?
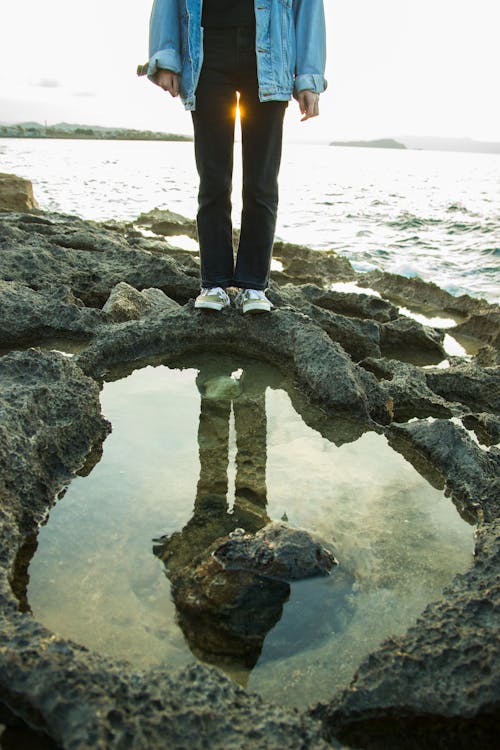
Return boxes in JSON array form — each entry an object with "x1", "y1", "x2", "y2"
[{"x1": 147, "y1": 0, "x2": 327, "y2": 110}]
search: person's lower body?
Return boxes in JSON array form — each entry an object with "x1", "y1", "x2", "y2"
[{"x1": 191, "y1": 25, "x2": 288, "y2": 294}]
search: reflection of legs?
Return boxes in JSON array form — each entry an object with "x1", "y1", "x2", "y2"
[
  {"x1": 155, "y1": 395, "x2": 232, "y2": 574},
  {"x1": 195, "y1": 398, "x2": 231, "y2": 516},
  {"x1": 233, "y1": 393, "x2": 269, "y2": 531}
]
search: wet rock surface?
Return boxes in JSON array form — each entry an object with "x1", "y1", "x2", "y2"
[
  {"x1": 311, "y1": 519, "x2": 500, "y2": 750},
  {"x1": 0, "y1": 200, "x2": 499, "y2": 749},
  {"x1": 213, "y1": 523, "x2": 337, "y2": 581},
  {"x1": 164, "y1": 524, "x2": 343, "y2": 672}
]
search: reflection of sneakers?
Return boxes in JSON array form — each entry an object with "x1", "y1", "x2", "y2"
[
  {"x1": 235, "y1": 289, "x2": 272, "y2": 314},
  {"x1": 194, "y1": 287, "x2": 230, "y2": 311}
]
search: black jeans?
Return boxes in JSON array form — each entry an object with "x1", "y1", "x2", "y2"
[{"x1": 192, "y1": 25, "x2": 288, "y2": 291}]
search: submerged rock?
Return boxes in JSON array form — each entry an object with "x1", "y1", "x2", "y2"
[
  {"x1": 169, "y1": 523, "x2": 338, "y2": 669},
  {"x1": 214, "y1": 523, "x2": 337, "y2": 580}
]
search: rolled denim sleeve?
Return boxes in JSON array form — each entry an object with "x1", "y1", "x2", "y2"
[
  {"x1": 147, "y1": 0, "x2": 182, "y2": 80},
  {"x1": 293, "y1": 0, "x2": 328, "y2": 95}
]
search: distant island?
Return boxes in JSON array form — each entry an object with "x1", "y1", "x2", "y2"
[
  {"x1": 0, "y1": 122, "x2": 193, "y2": 142},
  {"x1": 331, "y1": 135, "x2": 500, "y2": 155},
  {"x1": 330, "y1": 138, "x2": 406, "y2": 150}
]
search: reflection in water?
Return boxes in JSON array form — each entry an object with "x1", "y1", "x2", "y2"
[
  {"x1": 154, "y1": 360, "x2": 295, "y2": 676},
  {"x1": 155, "y1": 361, "x2": 270, "y2": 577},
  {"x1": 23, "y1": 354, "x2": 475, "y2": 707}
]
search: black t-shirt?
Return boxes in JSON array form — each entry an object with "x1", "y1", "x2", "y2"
[{"x1": 201, "y1": 0, "x2": 255, "y2": 28}]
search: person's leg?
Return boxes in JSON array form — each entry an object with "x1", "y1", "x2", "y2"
[
  {"x1": 233, "y1": 31, "x2": 288, "y2": 291},
  {"x1": 192, "y1": 28, "x2": 238, "y2": 289}
]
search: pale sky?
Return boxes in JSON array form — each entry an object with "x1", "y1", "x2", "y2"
[{"x1": 0, "y1": 1, "x2": 499, "y2": 142}]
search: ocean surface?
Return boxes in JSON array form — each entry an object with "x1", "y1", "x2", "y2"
[{"x1": 1, "y1": 137, "x2": 499, "y2": 303}]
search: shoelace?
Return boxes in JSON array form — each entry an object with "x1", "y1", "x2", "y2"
[
  {"x1": 201, "y1": 287, "x2": 229, "y2": 302},
  {"x1": 242, "y1": 289, "x2": 267, "y2": 301}
]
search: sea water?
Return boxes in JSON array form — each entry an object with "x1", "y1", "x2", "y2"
[{"x1": 0, "y1": 137, "x2": 498, "y2": 302}]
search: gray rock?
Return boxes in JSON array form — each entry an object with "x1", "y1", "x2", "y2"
[
  {"x1": 272, "y1": 284, "x2": 381, "y2": 361},
  {"x1": 360, "y1": 357, "x2": 453, "y2": 421},
  {"x1": 379, "y1": 316, "x2": 445, "y2": 364},
  {"x1": 387, "y1": 419, "x2": 500, "y2": 522},
  {"x1": 214, "y1": 523, "x2": 337, "y2": 581},
  {"x1": 462, "y1": 412, "x2": 500, "y2": 446},
  {"x1": 311, "y1": 520, "x2": 500, "y2": 750},
  {"x1": 102, "y1": 281, "x2": 180, "y2": 322},
  {"x1": 140, "y1": 286, "x2": 181, "y2": 313},
  {"x1": 357, "y1": 269, "x2": 497, "y2": 320},
  {"x1": 474, "y1": 345, "x2": 500, "y2": 368},
  {"x1": 298, "y1": 284, "x2": 399, "y2": 323},
  {"x1": 453, "y1": 311, "x2": 500, "y2": 349},
  {"x1": 0, "y1": 349, "x2": 109, "y2": 582},
  {"x1": 168, "y1": 523, "x2": 338, "y2": 669},
  {"x1": 0, "y1": 279, "x2": 104, "y2": 345},
  {"x1": 425, "y1": 363, "x2": 500, "y2": 414},
  {"x1": 0, "y1": 173, "x2": 39, "y2": 212},
  {"x1": 0, "y1": 211, "x2": 199, "y2": 307},
  {"x1": 75, "y1": 304, "x2": 388, "y2": 423},
  {"x1": 135, "y1": 207, "x2": 198, "y2": 239},
  {"x1": 0, "y1": 348, "x2": 331, "y2": 749},
  {"x1": 271, "y1": 240, "x2": 355, "y2": 286}
]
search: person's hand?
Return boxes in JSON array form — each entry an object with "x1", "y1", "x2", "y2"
[
  {"x1": 155, "y1": 69, "x2": 180, "y2": 97},
  {"x1": 297, "y1": 90, "x2": 320, "y2": 121}
]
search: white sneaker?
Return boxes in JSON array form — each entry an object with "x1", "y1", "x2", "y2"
[
  {"x1": 194, "y1": 287, "x2": 230, "y2": 311},
  {"x1": 235, "y1": 288, "x2": 272, "y2": 314}
]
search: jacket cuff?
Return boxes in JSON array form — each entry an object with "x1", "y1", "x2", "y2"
[
  {"x1": 294, "y1": 73, "x2": 328, "y2": 95},
  {"x1": 147, "y1": 49, "x2": 182, "y2": 81}
]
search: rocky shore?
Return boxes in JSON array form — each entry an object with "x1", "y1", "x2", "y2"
[{"x1": 0, "y1": 175, "x2": 499, "y2": 749}]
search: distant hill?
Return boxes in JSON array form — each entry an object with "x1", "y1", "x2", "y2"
[
  {"x1": 329, "y1": 135, "x2": 500, "y2": 155},
  {"x1": 0, "y1": 122, "x2": 192, "y2": 142},
  {"x1": 395, "y1": 135, "x2": 500, "y2": 154},
  {"x1": 330, "y1": 138, "x2": 406, "y2": 150}
]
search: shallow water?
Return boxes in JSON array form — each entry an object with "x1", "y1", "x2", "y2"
[
  {"x1": 1, "y1": 138, "x2": 499, "y2": 302},
  {"x1": 25, "y1": 354, "x2": 475, "y2": 707}
]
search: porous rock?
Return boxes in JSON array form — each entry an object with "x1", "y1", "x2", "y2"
[
  {"x1": 0, "y1": 348, "x2": 109, "y2": 591},
  {"x1": 0, "y1": 173, "x2": 39, "y2": 212},
  {"x1": 214, "y1": 523, "x2": 337, "y2": 580},
  {"x1": 0, "y1": 348, "x2": 330, "y2": 749},
  {"x1": 0, "y1": 211, "x2": 199, "y2": 307},
  {"x1": 360, "y1": 357, "x2": 453, "y2": 421},
  {"x1": 271, "y1": 240, "x2": 355, "y2": 286},
  {"x1": 311, "y1": 520, "x2": 500, "y2": 750},
  {"x1": 169, "y1": 523, "x2": 337, "y2": 669},
  {"x1": 1, "y1": 202, "x2": 500, "y2": 749},
  {"x1": 453, "y1": 311, "x2": 500, "y2": 349},
  {"x1": 387, "y1": 418, "x2": 500, "y2": 522},
  {"x1": 136, "y1": 207, "x2": 198, "y2": 239},
  {"x1": 425, "y1": 363, "x2": 500, "y2": 414},
  {"x1": 357, "y1": 269, "x2": 496, "y2": 319},
  {"x1": 75, "y1": 304, "x2": 389, "y2": 425},
  {"x1": 102, "y1": 281, "x2": 180, "y2": 322},
  {"x1": 0, "y1": 279, "x2": 104, "y2": 345},
  {"x1": 462, "y1": 412, "x2": 500, "y2": 446}
]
